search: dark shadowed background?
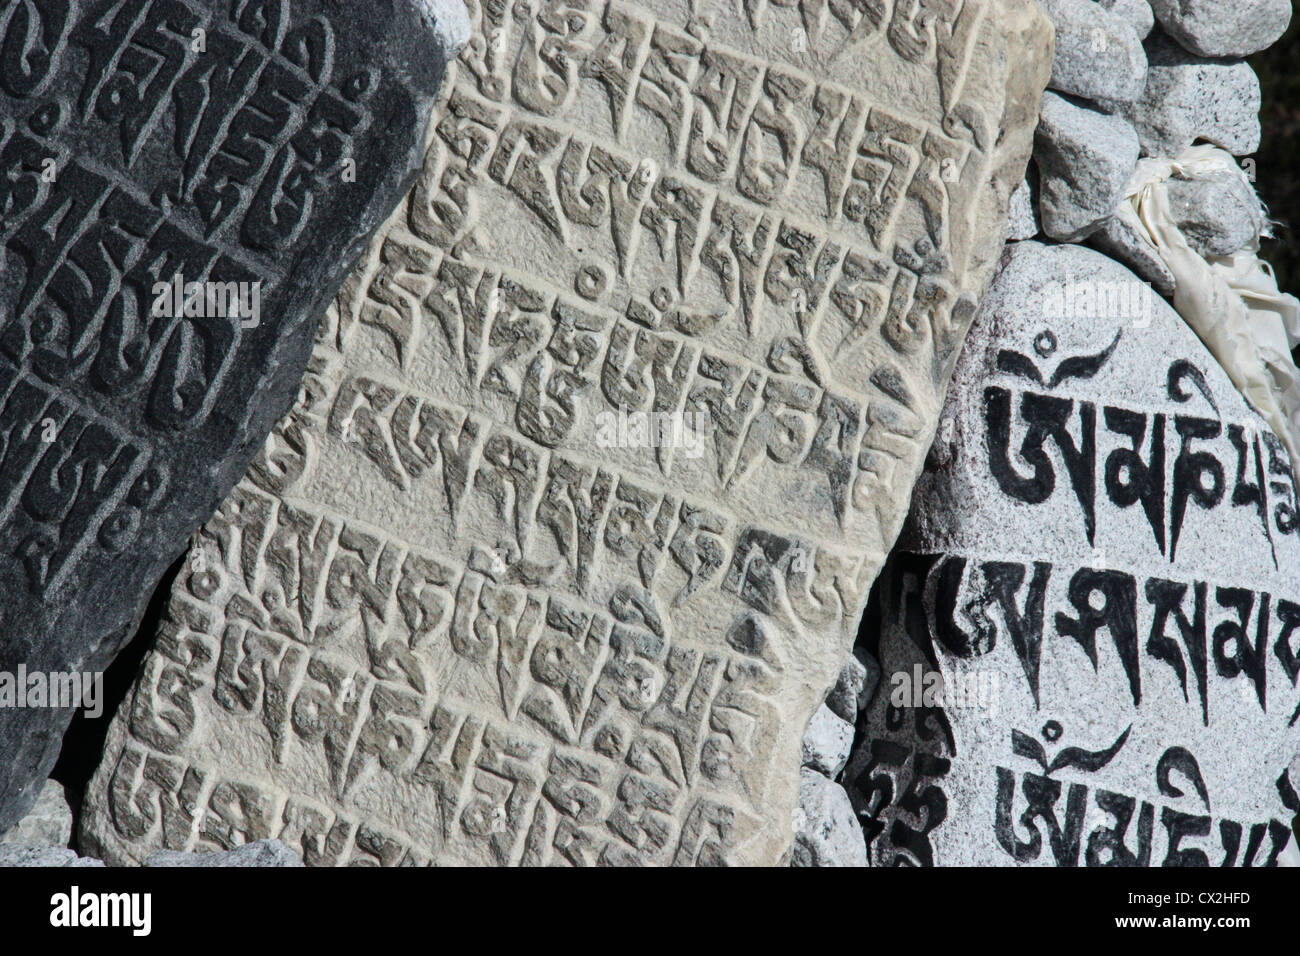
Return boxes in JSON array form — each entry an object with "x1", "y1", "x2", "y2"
[{"x1": 1252, "y1": 15, "x2": 1300, "y2": 363}]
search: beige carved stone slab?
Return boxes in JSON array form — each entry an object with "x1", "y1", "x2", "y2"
[{"x1": 80, "y1": 0, "x2": 1050, "y2": 866}]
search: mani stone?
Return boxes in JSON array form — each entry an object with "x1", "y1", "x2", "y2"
[
  {"x1": 0, "y1": 778, "x2": 72, "y2": 847},
  {"x1": 0, "y1": 0, "x2": 467, "y2": 834},
  {"x1": 79, "y1": 0, "x2": 1052, "y2": 867},
  {"x1": 843, "y1": 241, "x2": 1300, "y2": 866},
  {"x1": 1148, "y1": 0, "x2": 1292, "y2": 58}
]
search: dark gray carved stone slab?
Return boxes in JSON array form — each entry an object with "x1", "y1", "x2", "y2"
[{"x1": 0, "y1": 0, "x2": 467, "y2": 832}]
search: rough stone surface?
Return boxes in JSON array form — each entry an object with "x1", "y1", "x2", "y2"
[
  {"x1": 79, "y1": 1, "x2": 1052, "y2": 866},
  {"x1": 1087, "y1": 216, "x2": 1178, "y2": 297},
  {"x1": 1006, "y1": 170, "x2": 1040, "y2": 242},
  {"x1": 1126, "y1": 33, "x2": 1261, "y2": 158},
  {"x1": 1036, "y1": 93, "x2": 1140, "y2": 241},
  {"x1": 0, "y1": 844, "x2": 103, "y2": 867},
  {"x1": 802, "y1": 703, "x2": 854, "y2": 777},
  {"x1": 855, "y1": 647, "x2": 882, "y2": 711},
  {"x1": 791, "y1": 768, "x2": 866, "y2": 867},
  {"x1": 826, "y1": 653, "x2": 868, "y2": 723},
  {"x1": 145, "y1": 839, "x2": 304, "y2": 867},
  {"x1": 0, "y1": 779, "x2": 72, "y2": 847},
  {"x1": 844, "y1": 242, "x2": 1300, "y2": 866},
  {"x1": 0, "y1": 0, "x2": 466, "y2": 833},
  {"x1": 1039, "y1": 0, "x2": 1147, "y2": 103},
  {"x1": 1096, "y1": 0, "x2": 1155, "y2": 39},
  {"x1": 1166, "y1": 170, "x2": 1267, "y2": 258},
  {"x1": 1149, "y1": 0, "x2": 1291, "y2": 58}
]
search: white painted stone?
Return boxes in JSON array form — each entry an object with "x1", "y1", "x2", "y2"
[{"x1": 844, "y1": 242, "x2": 1300, "y2": 866}]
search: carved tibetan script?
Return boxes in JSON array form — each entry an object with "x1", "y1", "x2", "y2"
[
  {"x1": 82, "y1": 0, "x2": 1051, "y2": 865},
  {"x1": 846, "y1": 244, "x2": 1300, "y2": 867},
  {"x1": 0, "y1": 0, "x2": 458, "y2": 830}
]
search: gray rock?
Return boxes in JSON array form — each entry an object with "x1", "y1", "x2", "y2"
[
  {"x1": 855, "y1": 648, "x2": 881, "y2": 711},
  {"x1": 1040, "y1": 0, "x2": 1148, "y2": 103},
  {"x1": 844, "y1": 242, "x2": 1300, "y2": 866},
  {"x1": 1088, "y1": 216, "x2": 1178, "y2": 296},
  {"x1": 1035, "y1": 92, "x2": 1141, "y2": 241},
  {"x1": 802, "y1": 703, "x2": 855, "y2": 777},
  {"x1": 144, "y1": 839, "x2": 304, "y2": 868},
  {"x1": 1126, "y1": 33, "x2": 1261, "y2": 157},
  {"x1": 1166, "y1": 169, "x2": 1266, "y2": 257},
  {"x1": 1007, "y1": 168, "x2": 1041, "y2": 241},
  {"x1": 0, "y1": 0, "x2": 468, "y2": 834},
  {"x1": 0, "y1": 779, "x2": 72, "y2": 847},
  {"x1": 791, "y1": 770, "x2": 867, "y2": 867},
  {"x1": 0, "y1": 845, "x2": 104, "y2": 867},
  {"x1": 1096, "y1": 0, "x2": 1155, "y2": 38},
  {"x1": 826, "y1": 654, "x2": 869, "y2": 723},
  {"x1": 1149, "y1": 0, "x2": 1291, "y2": 57}
]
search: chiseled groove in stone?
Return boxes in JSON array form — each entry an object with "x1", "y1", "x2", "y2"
[
  {"x1": 80, "y1": 0, "x2": 1051, "y2": 866},
  {"x1": 0, "y1": 0, "x2": 464, "y2": 832}
]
